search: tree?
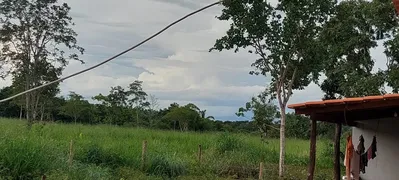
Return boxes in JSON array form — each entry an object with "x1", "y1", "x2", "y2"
[
  {"x1": 319, "y1": 0, "x2": 395, "y2": 98},
  {"x1": 317, "y1": 1, "x2": 397, "y2": 179},
  {"x1": 60, "y1": 91, "x2": 89, "y2": 124},
  {"x1": 0, "y1": 0, "x2": 84, "y2": 126},
  {"x1": 127, "y1": 80, "x2": 150, "y2": 126},
  {"x1": 0, "y1": 86, "x2": 19, "y2": 118},
  {"x1": 162, "y1": 106, "x2": 201, "y2": 131},
  {"x1": 236, "y1": 90, "x2": 279, "y2": 139},
  {"x1": 210, "y1": 0, "x2": 334, "y2": 176},
  {"x1": 199, "y1": 110, "x2": 214, "y2": 120},
  {"x1": 92, "y1": 81, "x2": 149, "y2": 126},
  {"x1": 93, "y1": 87, "x2": 131, "y2": 125},
  {"x1": 148, "y1": 94, "x2": 160, "y2": 127}
]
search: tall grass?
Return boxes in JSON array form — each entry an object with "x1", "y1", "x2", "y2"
[{"x1": 0, "y1": 118, "x2": 335, "y2": 179}]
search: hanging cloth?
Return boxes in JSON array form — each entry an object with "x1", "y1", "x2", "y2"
[
  {"x1": 344, "y1": 135, "x2": 354, "y2": 167},
  {"x1": 345, "y1": 135, "x2": 354, "y2": 180},
  {"x1": 357, "y1": 135, "x2": 367, "y2": 174},
  {"x1": 393, "y1": 0, "x2": 399, "y2": 15},
  {"x1": 366, "y1": 136, "x2": 377, "y2": 160}
]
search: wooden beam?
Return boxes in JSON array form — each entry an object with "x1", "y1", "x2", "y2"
[
  {"x1": 308, "y1": 119, "x2": 317, "y2": 180},
  {"x1": 295, "y1": 99, "x2": 399, "y2": 115},
  {"x1": 309, "y1": 107, "x2": 399, "y2": 125},
  {"x1": 334, "y1": 123, "x2": 342, "y2": 180},
  {"x1": 310, "y1": 113, "x2": 357, "y2": 126}
]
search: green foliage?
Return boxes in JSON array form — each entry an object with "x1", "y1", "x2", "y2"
[
  {"x1": 211, "y1": 1, "x2": 335, "y2": 176},
  {"x1": 216, "y1": 133, "x2": 243, "y2": 154},
  {"x1": 0, "y1": 86, "x2": 19, "y2": 117},
  {"x1": 146, "y1": 156, "x2": 186, "y2": 179},
  {"x1": 320, "y1": 0, "x2": 399, "y2": 98},
  {"x1": 0, "y1": 136, "x2": 57, "y2": 178},
  {"x1": 78, "y1": 144, "x2": 128, "y2": 169},
  {"x1": 60, "y1": 91, "x2": 90, "y2": 123},
  {"x1": 237, "y1": 90, "x2": 279, "y2": 138},
  {"x1": 92, "y1": 80, "x2": 150, "y2": 126},
  {"x1": 0, "y1": 0, "x2": 84, "y2": 123},
  {"x1": 285, "y1": 113, "x2": 310, "y2": 139},
  {"x1": 0, "y1": 118, "x2": 337, "y2": 179},
  {"x1": 211, "y1": 0, "x2": 334, "y2": 100}
]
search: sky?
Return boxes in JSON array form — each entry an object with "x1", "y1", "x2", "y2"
[{"x1": 0, "y1": 0, "x2": 391, "y2": 121}]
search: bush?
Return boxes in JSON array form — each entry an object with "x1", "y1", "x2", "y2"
[
  {"x1": 216, "y1": 133, "x2": 243, "y2": 154},
  {"x1": 322, "y1": 140, "x2": 334, "y2": 157},
  {"x1": 0, "y1": 138, "x2": 54, "y2": 179},
  {"x1": 146, "y1": 156, "x2": 186, "y2": 178},
  {"x1": 79, "y1": 144, "x2": 128, "y2": 169}
]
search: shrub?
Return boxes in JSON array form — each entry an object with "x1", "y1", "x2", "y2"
[
  {"x1": 79, "y1": 144, "x2": 128, "y2": 169},
  {"x1": 0, "y1": 138, "x2": 54, "y2": 179},
  {"x1": 216, "y1": 133, "x2": 243, "y2": 154},
  {"x1": 146, "y1": 156, "x2": 186, "y2": 178},
  {"x1": 321, "y1": 140, "x2": 334, "y2": 157}
]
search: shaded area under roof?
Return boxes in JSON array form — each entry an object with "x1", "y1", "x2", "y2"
[{"x1": 287, "y1": 94, "x2": 399, "y2": 125}]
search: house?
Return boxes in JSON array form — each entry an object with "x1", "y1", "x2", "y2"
[{"x1": 288, "y1": 94, "x2": 399, "y2": 180}]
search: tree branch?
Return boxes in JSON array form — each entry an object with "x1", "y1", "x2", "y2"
[{"x1": 284, "y1": 67, "x2": 297, "y2": 105}]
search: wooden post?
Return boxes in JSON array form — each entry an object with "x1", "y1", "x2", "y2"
[
  {"x1": 259, "y1": 162, "x2": 264, "y2": 180},
  {"x1": 68, "y1": 140, "x2": 74, "y2": 167},
  {"x1": 334, "y1": 123, "x2": 342, "y2": 180},
  {"x1": 308, "y1": 119, "x2": 317, "y2": 180},
  {"x1": 198, "y1": 144, "x2": 202, "y2": 163},
  {"x1": 141, "y1": 140, "x2": 148, "y2": 170}
]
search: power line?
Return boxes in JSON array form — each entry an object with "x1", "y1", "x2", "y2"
[{"x1": 0, "y1": 1, "x2": 221, "y2": 103}]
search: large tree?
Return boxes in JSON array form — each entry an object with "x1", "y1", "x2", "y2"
[
  {"x1": 318, "y1": 1, "x2": 398, "y2": 179},
  {"x1": 93, "y1": 80, "x2": 149, "y2": 126},
  {"x1": 127, "y1": 80, "x2": 150, "y2": 126},
  {"x1": 319, "y1": 0, "x2": 396, "y2": 99},
  {"x1": 60, "y1": 91, "x2": 89, "y2": 124},
  {"x1": 210, "y1": 0, "x2": 334, "y2": 176},
  {"x1": 0, "y1": 0, "x2": 84, "y2": 126}
]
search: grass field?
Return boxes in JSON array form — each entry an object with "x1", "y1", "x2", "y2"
[{"x1": 0, "y1": 118, "x2": 336, "y2": 179}]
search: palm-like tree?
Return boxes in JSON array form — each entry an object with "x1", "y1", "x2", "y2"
[{"x1": 199, "y1": 110, "x2": 215, "y2": 120}]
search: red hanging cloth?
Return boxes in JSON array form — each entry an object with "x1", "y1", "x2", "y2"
[{"x1": 393, "y1": 0, "x2": 399, "y2": 14}]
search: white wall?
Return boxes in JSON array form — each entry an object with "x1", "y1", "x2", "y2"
[{"x1": 352, "y1": 117, "x2": 399, "y2": 180}]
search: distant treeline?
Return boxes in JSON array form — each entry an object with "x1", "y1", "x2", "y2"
[{"x1": 0, "y1": 84, "x2": 346, "y2": 139}]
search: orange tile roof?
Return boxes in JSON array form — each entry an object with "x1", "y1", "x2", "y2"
[{"x1": 287, "y1": 94, "x2": 399, "y2": 110}]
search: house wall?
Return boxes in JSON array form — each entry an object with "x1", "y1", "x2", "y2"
[{"x1": 352, "y1": 117, "x2": 399, "y2": 180}]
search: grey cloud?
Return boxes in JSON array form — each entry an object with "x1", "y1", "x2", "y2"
[
  {"x1": 55, "y1": 0, "x2": 327, "y2": 121},
  {"x1": 150, "y1": 0, "x2": 201, "y2": 10}
]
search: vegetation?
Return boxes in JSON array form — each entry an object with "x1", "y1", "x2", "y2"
[
  {"x1": 0, "y1": 118, "x2": 340, "y2": 179},
  {"x1": 0, "y1": 0, "x2": 84, "y2": 126},
  {"x1": 0, "y1": 0, "x2": 399, "y2": 179},
  {"x1": 210, "y1": 0, "x2": 335, "y2": 176}
]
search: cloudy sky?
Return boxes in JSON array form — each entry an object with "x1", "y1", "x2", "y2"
[{"x1": 0, "y1": 0, "x2": 390, "y2": 120}]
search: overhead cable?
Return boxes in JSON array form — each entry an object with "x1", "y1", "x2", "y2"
[{"x1": 0, "y1": 1, "x2": 221, "y2": 103}]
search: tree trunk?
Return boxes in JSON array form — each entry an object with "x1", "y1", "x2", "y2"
[
  {"x1": 308, "y1": 119, "x2": 317, "y2": 180},
  {"x1": 334, "y1": 123, "x2": 342, "y2": 180},
  {"x1": 40, "y1": 104, "x2": 44, "y2": 122},
  {"x1": 19, "y1": 105, "x2": 23, "y2": 120},
  {"x1": 136, "y1": 109, "x2": 139, "y2": 126},
  {"x1": 279, "y1": 107, "x2": 286, "y2": 177},
  {"x1": 32, "y1": 94, "x2": 40, "y2": 120}
]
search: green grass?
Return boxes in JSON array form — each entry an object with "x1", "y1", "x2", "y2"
[{"x1": 0, "y1": 118, "x2": 335, "y2": 179}]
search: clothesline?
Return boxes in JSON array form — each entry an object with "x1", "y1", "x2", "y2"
[{"x1": 344, "y1": 134, "x2": 378, "y2": 179}]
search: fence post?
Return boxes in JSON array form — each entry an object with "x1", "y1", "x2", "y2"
[
  {"x1": 259, "y1": 162, "x2": 264, "y2": 180},
  {"x1": 198, "y1": 144, "x2": 202, "y2": 164},
  {"x1": 141, "y1": 140, "x2": 148, "y2": 170},
  {"x1": 68, "y1": 140, "x2": 74, "y2": 167}
]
